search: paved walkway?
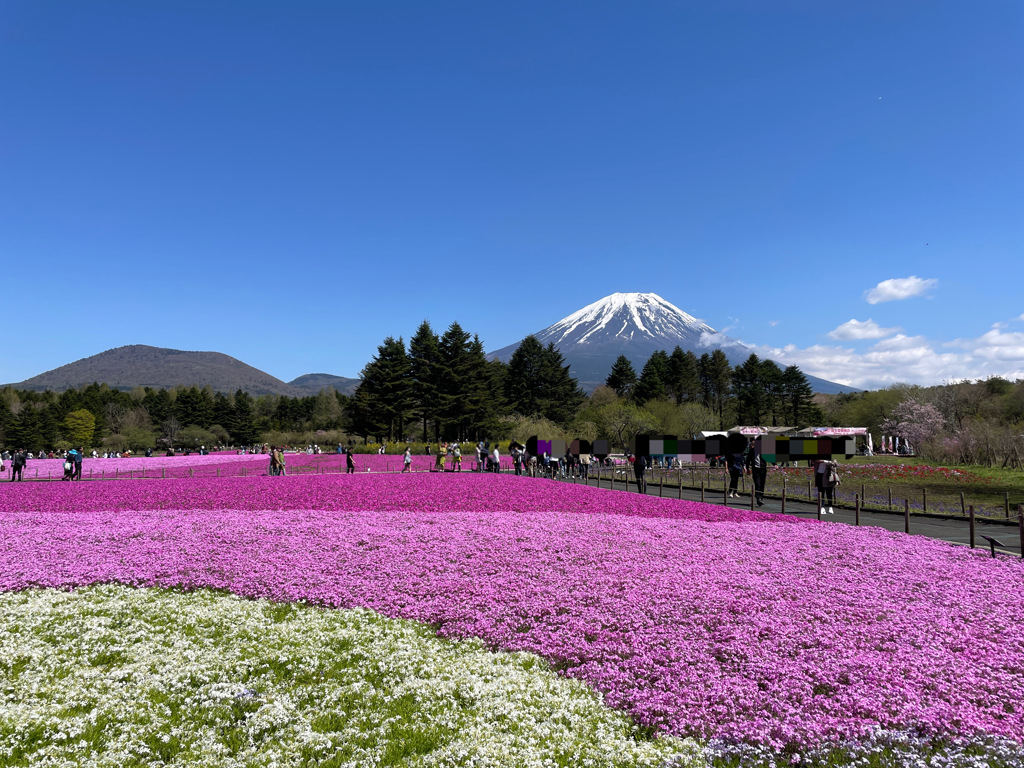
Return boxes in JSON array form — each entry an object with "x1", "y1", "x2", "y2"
[{"x1": 553, "y1": 471, "x2": 1024, "y2": 558}]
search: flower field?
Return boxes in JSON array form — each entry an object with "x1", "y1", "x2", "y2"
[
  {"x1": 2, "y1": 472, "x2": 1023, "y2": 766},
  {"x1": 0, "y1": 451, "x2": 506, "y2": 481}
]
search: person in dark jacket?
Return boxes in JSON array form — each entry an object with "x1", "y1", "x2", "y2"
[
  {"x1": 346, "y1": 450, "x2": 356, "y2": 474},
  {"x1": 73, "y1": 447, "x2": 84, "y2": 481},
  {"x1": 10, "y1": 449, "x2": 26, "y2": 481},
  {"x1": 633, "y1": 453, "x2": 649, "y2": 494},
  {"x1": 727, "y1": 450, "x2": 745, "y2": 498},
  {"x1": 744, "y1": 438, "x2": 768, "y2": 506}
]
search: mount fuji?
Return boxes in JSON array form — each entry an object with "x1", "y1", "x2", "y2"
[{"x1": 490, "y1": 292, "x2": 857, "y2": 394}]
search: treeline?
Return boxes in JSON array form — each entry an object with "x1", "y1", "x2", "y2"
[
  {"x1": 605, "y1": 348, "x2": 820, "y2": 427},
  {"x1": 0, "y1": 382, "x2": 349, "y2": 454},
  {"x1": 0, "y1": 320, "x2": 825, "y2": 454},
  {"x1": 822, "y1": 376, "x2": 1024, "y2": 467}
]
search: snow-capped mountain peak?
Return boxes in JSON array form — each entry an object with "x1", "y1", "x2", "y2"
[{"x1": 539, "y1": 292, "x2": 715, "y2": 347}]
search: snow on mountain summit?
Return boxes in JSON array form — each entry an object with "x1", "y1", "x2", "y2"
[{"x1": 538, "y1": 292, "x2": 715, "y2": 348}]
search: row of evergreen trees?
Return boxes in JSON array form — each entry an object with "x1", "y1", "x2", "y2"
[
  {"x1": 348, "y1": 323, "x2": 584, "y2": 442},
  {"x1": 606, "y1": 348, "x2": 820, "y2": 427},
  {"x1": 0, "y1": 383, "x2": 347, "y2": 454},
  {"x1": 0, "y1": 327, "x2": 822, "y2": 453}
]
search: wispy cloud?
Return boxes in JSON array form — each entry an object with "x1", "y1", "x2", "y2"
[
  {"x1": 731, "y1": 325, "x2": 1024, "y2": 389},
  {"x1": 864, "y1": 276, "x2": 937, "y2": 304},
  {"x1": 828, "y1": 319, "x2": 901, "y2": 340}
]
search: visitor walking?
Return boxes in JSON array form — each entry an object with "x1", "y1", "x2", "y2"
[
  {"x1": 346, "y1": 450, "x2": 356, "y2": 474},
  {"x1": 727, "y1": 448, "x2": 744, "y2": 498},
  {"x1": 491, "y1": 445, "x2": 500, "y2": 473},
  {"x1": 816, "y1": 459, "x2": 839, "y2": 513},
  {"x1": 402, "y1": 447, "x2": 412, "y2": 473},
  {"x1": 633, "y1": 453, "x2": 648, "y2": 494},
  {"x1": 73, "y1": 447, "x2": 84, "y2": 481},
  {"x1": 744, "y1": 438, "x2": 767, "y2": 506},
  {"x1": 453, "y1": 444, "x2": 461, "y2": 471},
  {"x1": 10, "y1": 449, "x2": 26, "y2": 482}
]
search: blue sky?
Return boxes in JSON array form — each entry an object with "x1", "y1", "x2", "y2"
[{"x1": 2, "y1": 1, "x2": 1021, "y2": 390}]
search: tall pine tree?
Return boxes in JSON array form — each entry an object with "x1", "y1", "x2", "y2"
[
  {"x1": 605, "y1": 355, "x2": 637, "y2": 399},
  {"x1": 408, "y1": 320, "x2": 442, "y2": 440}
]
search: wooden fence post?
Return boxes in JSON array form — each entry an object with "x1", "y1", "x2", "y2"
[
  {"x1": 905, "y1": 499, "x2": 910, "y2": 534},
  {"x1": 817, "y1": 493, "x2": 822, "y2": 520},
  {"x1": 855, "y1": 493, "x2": 861, "y2": 525},
  {"x1": 781, "y1": 481, "x2": 786, "y2": 514},
  {"x1": 1006, "y1": 492, "x2": 1010, "y2": 519},
  {"x1": 888, "y1": 486, "x2": 892, "y2": 510},
  {"x1": 969, "y1": 505, "x2": 976, "y2": 548},
  {"x1": 960, "y1": 491, "x2": 966, "y2": 518},
  {"x1": 701, "y1": 480, "x2": 705, "y2": 503},
  {"x1": 923, "y1": 488, "x2": 927, "y2": 513},
  {"x1": 1019, "y1": 508, "x2": 1023, "y2": 560}
]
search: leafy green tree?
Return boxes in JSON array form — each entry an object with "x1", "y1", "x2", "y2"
[
  {"x1": 605, "y1": 355, "x2": 637, "y2": 399},
  {"x1": 177, "y1": 425, "x2": 221, "y2": 452},
  {"x1": 311, "y1": 388, "x2": 343, "y2": 430},
  {"x1": 63, "y1": 409, "x2": 96, "y2": 446},
  {"x1": 595, "y1": 400, "x2": 658, "y2": 452}
]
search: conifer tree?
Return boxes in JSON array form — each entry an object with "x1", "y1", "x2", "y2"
[
  {"x1": 633, "y1": 350, "x2": 671, "y2": 404},
  {"x1": 437, "y1": 322, "x2": 473, "y2": 440},
  {"x1": 408, "y1": 320, "x2": 442, "y2": 440},
  {"x1": 781, "y1": 365, "x2": 817, "y2": 426},
  {"x1": 605, "y1": 355, "x2": 637, "y2": 399},
  {"x1": 230, "y1": 390, "x2": 259, "y2": 445},
  {"x1": 668, "y1": 347, "x2": 700, "y2": 403}
]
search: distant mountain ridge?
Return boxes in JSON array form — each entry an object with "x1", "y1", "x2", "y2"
[
  {"x1": 287, "y1": 373, "x2": 360, "y2": 395},
  {"x1": 490, "y1": 292, "x2": 859, "y2": 395},
  {"x1": 10, "y1": 345, "x2": 358, "y2": 396}
]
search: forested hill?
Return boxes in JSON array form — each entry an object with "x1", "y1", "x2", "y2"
[{"x1": 13, "y1": 345, "x2": 303, "y2": 396}]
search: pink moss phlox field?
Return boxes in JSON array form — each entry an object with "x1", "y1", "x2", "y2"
[
  {"x1": 4, "y1": 452, "x2": 503, "y2": 479},
  {"x1": 2, "y1": 474, "x2": 1022, "y2": 750}
]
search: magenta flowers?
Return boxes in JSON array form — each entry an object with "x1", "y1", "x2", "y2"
[{"x1": 2, "y1": 473, "x2": 1022, "y2": 750}]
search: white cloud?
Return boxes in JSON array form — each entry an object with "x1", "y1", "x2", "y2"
[
  {"x1": 828, "y1": 319, "x2": 901, "y2": 340},
  {"x1": 768, "y1": 320, "x2": 779, "y2": 327},
  {"x1": 864, "y1": 276, "x2": 937, "y2": 304},
  {"x1": 731, "y1": 328, "x2": 1024, "y2": 390}
]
